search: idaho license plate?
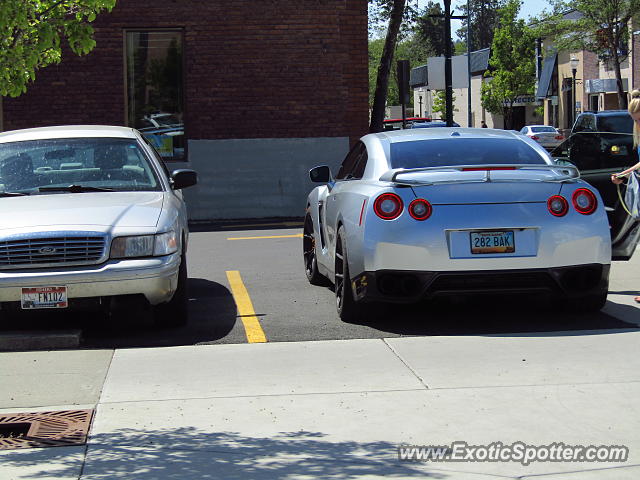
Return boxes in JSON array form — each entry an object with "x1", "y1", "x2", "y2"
[
  {"x1": 470, "y1": 230, "x2": 515, "y2": 254},
  {"x1": 21, "y1": 286, "x2": 68, "y2": 309}
]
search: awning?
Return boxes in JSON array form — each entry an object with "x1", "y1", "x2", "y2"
[{"x1": 536, "y1": 52, "x2": 557, "y2": 99}]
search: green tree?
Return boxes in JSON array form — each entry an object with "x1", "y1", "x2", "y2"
[
  {"x1": 481, "y1": 0, "x2": 536, "y2": 129},
  {"x1": 431, "y1": 90, "x2": 458, "y2": 119},
  {"x1": 536, "y1": 0, "x2": 640, "y2": 109},
  {"x1": 456, "y1": 0, "x2": 507, "y2": 50},
  {"x1": 0, "y1": 0, "x2": 116, "y2": 97},
  {"x1": 369, "y1": 35, "x2": 431, "y2": 109},
  {"x1": 369, "y1": 0, "x2": 412, "y2": 133},
  {"x1": 414, "y1": 1, "x2": 452, "y2": 57}
]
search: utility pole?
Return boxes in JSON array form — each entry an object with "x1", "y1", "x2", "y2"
[
  {"x1": 431, "y1": 0, "x2": 466, "y2": 127},
  {"x1": 466, "y1": 0, "x2": 472, "y2": 127}
]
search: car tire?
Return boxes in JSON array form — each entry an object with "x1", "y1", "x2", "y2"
[
  {"x1": 335, "y1": 226, "x2": 365, "y2": 323},
  {"x1": 154, "y1": 251, "x2": 189, "y2": 328},
  {"x1": 303, "y1": 212, "x2": 330, "y2": 286}
]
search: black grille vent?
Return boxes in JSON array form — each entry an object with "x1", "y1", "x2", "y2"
[{"x1": 431, "y1": 272, "x2": 555, "y2": 291}]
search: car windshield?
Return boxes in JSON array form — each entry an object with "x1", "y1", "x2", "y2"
[
  {"x1": 598, "y1": 115, "x2": 633, "y2": 133},
  {"x1": 531, "y1": 126, "x2": 556, "y2": 133},
  {"x1": 0, "y1": 137, "x2": 161, "y2": 194},
  {"x1": 389, "y1": 138, "x2": 547, "y2": 169}
]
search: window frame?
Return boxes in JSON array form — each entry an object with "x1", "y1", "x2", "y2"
[{"x1": 335, "y1": 142, "x2": 366, "y2": 180}]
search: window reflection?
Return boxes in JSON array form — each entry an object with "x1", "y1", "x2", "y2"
[{"x1": 126, "y1": 31, "x2": 184, "y2": 161}]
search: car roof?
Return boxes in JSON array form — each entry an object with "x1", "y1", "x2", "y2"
[
  {"x1": 0, "y1": 125, "x2": 138, "y2": 144},
  {"x1": 366, "y1": 127, "x2": 523, "y2": 144},
  {"x1": 581, "y1": 110, "x2": 628, "y2": 117}
]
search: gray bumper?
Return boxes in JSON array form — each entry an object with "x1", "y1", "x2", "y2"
[{"x1": 0, "y1": 253, "x2": 181, "y2": 306}]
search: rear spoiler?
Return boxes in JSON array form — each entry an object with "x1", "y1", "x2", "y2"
[{"x1": 379, "y1": 164, "x2": 580, "y2": 185}]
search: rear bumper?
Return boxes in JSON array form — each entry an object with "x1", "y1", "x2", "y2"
[{"x1": 351, "y1": 264, "x2": 610, "y2": 303}]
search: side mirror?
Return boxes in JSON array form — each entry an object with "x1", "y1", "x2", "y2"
[
  {"x1": 553, "y1": 158, "x2": 575, "y2": 167},
  {"x1": 171, "y1": 169, "x2": 198, "y2": 189},
  {"x1": 309, "y1": 165, "x2": 332, "y2": 183}
]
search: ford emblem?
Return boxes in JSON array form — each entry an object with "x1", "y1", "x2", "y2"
[{"x1": 38, "y1": 247, "x2": 56, "y2": 254}]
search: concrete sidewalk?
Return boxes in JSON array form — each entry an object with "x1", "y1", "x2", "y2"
[{"x1": 1, "y1": 328, "x2": 640, "y2": 480}]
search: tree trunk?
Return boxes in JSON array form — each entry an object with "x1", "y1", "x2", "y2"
[
  {"x1": 612, "y1": 51, "x2": 628, "y2": 110},
  {"x1": 504, "y1": 103, "x2": 514, "y2": 130},
  {"x1": 369, "y1": 0, "x2": 406, "y2": 133}
]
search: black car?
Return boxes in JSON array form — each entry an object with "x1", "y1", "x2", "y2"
[
  {"x1": 572, "y1": 110, "x2": 634, "y2": 135},
  {"x1": 551, "y1": 118, "x2": 640, "y2": 260}
]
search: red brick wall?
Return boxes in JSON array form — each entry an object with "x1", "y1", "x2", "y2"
[{"x1": 2, "y1": 0, "x2": 369, "y2": 143}]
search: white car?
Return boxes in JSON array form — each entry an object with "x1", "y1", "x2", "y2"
[
  {"x1": 520, "y1": 125, "x2": 565, "y2": 150},
  {"x1": 0, "y1": 125, "x2": 197, "y2": 326},
  {"x1": 304, "y1": 128, "x2": 611, "y2": 322}
]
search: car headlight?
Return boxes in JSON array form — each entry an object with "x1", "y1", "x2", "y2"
[{"x1": 111, "y1": 231, "x2": 178, "y2": 258}]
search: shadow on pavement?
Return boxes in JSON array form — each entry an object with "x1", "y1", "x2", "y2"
[
  {"x1": 347, "y1": 294, "x2": 640, "y2": 337},
  {"x1": 0, "y1": 278, "x2": 238, "y2": 350},
  {"x1": 189, "y1": 217, "x2": 303, "y2": 233},
  {"x1": 0, "y1": 428, "x2": 448, "y2": 479}
]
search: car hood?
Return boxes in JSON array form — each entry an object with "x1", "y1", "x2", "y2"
[{"x1": 0, "y1": 192, "x2": 165, "y2": 230}]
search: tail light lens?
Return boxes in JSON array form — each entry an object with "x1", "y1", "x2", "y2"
[
  {"x1": 374, "y1": 193, "x2": 403, "y2": 220},
  {"x1": 547, "y1": 195, "x2": 568, "y2": 217},
  {"x1": 572, "y1": 188, "x2": 597, "y2": 215},
  {"x1": 555, "y1": 135, "x2": 564, "y2": 140},
  {"x1": 530, "y1": 135, "x2": 539, "y2": 140},
  {"x1": 408, "y1": 199, "x2": 432, "y2": 220}
]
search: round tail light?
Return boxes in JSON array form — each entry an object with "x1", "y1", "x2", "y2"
[
  {"x1": 572, "y1": 188, "x2": 597, "y2": 215},
  {"x1": 374, "y1": 193, "x2": 403, "y2": 220},
  {"x1": 408, "y1": 199, "x2": 432, "y2": 220},
  {"x1": 547, "y1": 195, "x2": 568, "y2": 217}
]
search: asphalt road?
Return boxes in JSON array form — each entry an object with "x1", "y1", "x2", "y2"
[{"x1": 1, "y1": 222, "x2": 638, "y2": 349}]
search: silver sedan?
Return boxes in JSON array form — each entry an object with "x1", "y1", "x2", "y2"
[
  {"x1": 0, "y1": 125, "x2": 197, "y2": 326},
  {"x1": 304, "y1": 128, "x2": 611, "y2": 322},
  {"x1": 520, "y1": 125, "x2": 565, "y2": 150}
]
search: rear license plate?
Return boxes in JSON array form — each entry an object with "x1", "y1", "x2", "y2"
[
  {"x1": 21, "y1": 286, "x2": 68, "y2": 309},
  {"x1": 470, "y1": 231, "x2": 515, "y2": 254}
]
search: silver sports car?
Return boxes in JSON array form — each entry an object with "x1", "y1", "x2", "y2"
[{"x1": 304, "y1": 128, "x2": 612, "y2": 321}]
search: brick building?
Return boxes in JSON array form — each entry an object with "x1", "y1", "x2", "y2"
[{"x1": 2, "y1": 0, "x2": 369, "y2": 220}]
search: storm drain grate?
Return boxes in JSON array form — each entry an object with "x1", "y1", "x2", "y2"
[{"x1": 0, "y1": 409, "x2": 93, "y2": 450}]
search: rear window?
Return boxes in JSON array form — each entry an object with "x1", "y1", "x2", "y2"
[
  {"x1": 531, "y1": 126, "x2": 556, "y2": 133},
  {"x1": 389, "y1": 138, "x2": 547, "y2": 169},
  {"x1": 598, "y1": 114, "x2": 633, "y2": 133}
]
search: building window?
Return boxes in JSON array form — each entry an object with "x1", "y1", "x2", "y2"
[{"x1": 125, "y1": 30, "x2": 184, "y2": 161}]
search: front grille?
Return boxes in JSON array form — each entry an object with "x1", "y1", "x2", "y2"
[{"x1": 0, "y1": 236, "x2": 105, "y2": 268}]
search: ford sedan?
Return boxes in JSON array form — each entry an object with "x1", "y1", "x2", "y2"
[{"x1": 0, "y1": 125, "x2": 197, "y2": 326}]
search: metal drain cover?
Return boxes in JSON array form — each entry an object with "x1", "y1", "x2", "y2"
[{"x1": 0, "y1": 409, "x2": 93, "y2": 450}]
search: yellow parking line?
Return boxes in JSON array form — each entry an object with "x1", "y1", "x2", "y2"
[
  {"x1": 225, "y1": 270, "x2": 267, "y2": 343},
  {"x1": 227, "y1": 234, "x2": 303, "y2": 240}
]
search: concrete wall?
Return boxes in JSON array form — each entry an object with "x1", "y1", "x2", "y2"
[{"x1": 182, "y1": 137, "x2": 349, "y2": 220}]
